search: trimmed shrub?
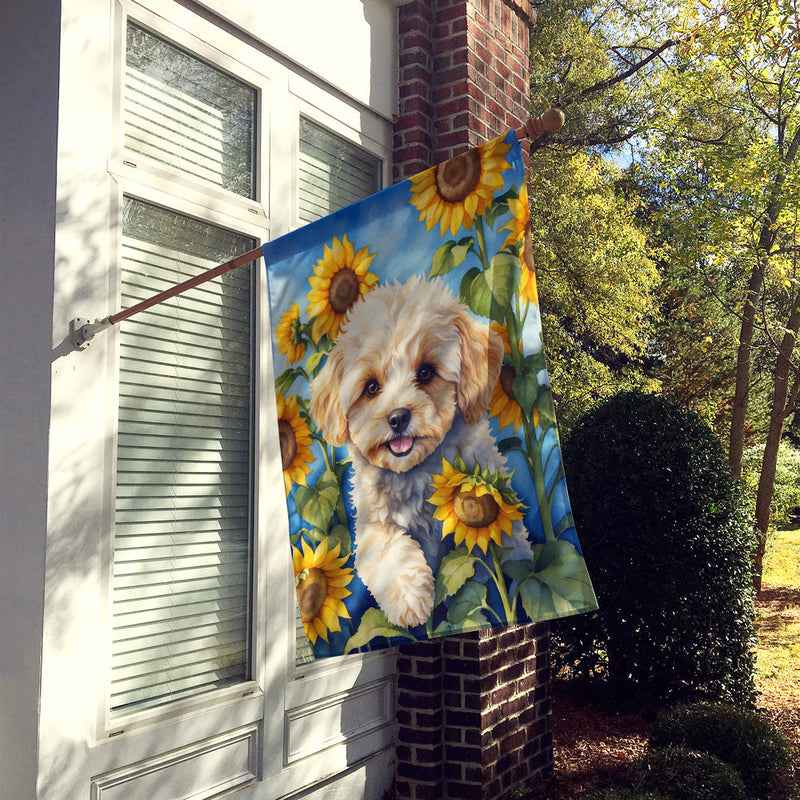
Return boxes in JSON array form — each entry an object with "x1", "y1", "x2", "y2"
[
  {"x1": 631, "y1": 746, "x2": 748, "y2": 800},
  {"x1": 649, "y1": 701, "x2": 790, "y2": 799},
  {"x1": 554, "y1": 391, "x2": 757, "y2": 707}
]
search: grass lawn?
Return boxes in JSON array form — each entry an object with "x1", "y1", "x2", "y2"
[
  {"x1": 756, "y1": 527, "x2": 800, "y2": 800},
  {"x1": 757, "y1": 527, "x2": 800, "y2": 699}
]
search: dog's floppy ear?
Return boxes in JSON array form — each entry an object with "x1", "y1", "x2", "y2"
[
  {"x1": 453, "y1": 308, "x2": 504, "y2": 423},
  {"x1": 309, "y1": 349, "x2": 349, "y2": 447}
]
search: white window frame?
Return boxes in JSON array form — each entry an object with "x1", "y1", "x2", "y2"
[{"x1": 101, "y1": 1, "x2": 272, "y2": 741}]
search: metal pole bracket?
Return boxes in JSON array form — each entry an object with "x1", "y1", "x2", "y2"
[{"x1": 70, "y1": 317, "x2": 112, "y2": 350}]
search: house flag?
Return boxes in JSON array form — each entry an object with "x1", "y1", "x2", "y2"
[{"x1": 263, "y1": 130, "x2": 598, "y2": 658}]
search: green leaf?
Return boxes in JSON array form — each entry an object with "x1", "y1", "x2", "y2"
[
  {"x1": 511, "y1": 371, "x2": 540, "y2": 417},
  {"x1": 275, "y1": 367, "x2": 303, "y2": 396},
  {"x1": 532, "y1": 539, "x2": 598, "y2": 617},
  {"x1": 484, "y1": 199, "x2": 510, "y2": 229},
  {"x1": 458, "y1": 265, "x2": 481, "y2": 306},
  {"x1": 344, "y1": 607, "x2": 416, "y2": 653},
  {"x1": 435, "y1": 548, "x2": 479, "y2": 605},
  {"x1": 516, "y1": 576, "x2": 557, "y2": 621},
  {"x1": 430, "y1": 237, "x2": 475, "y2": 277},
  {"x1": 497, "y1": 436, "x2": 524, "y2": 454},
  {"x1": 464, "y1": 252, "x2": 521, "y2": 322},
  {"x1": 305, "y1": 350, "x2": 326, "y2": 378},
  {"x1": 447, "y1": 580, "x2": 488, "y2": 626},
  {"x1": 294, "y1": 469, "x2": 341, "y2": 530},
  {"x1": 502, "y1": 558, "x2": 535, "y2": 583},
  {"x1": 326, "y1": 523, "x2": 352, "y2": 557},
  {"x1": 553, "y1": 512, "x2": 575, "y2": 538}
]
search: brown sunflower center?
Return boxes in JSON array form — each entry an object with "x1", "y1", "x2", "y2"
[
  {"x1": 435, "y1": 149, "x2": 482, "y2": 203},
  {"x1": 278, "y1": 418, "x2": 297, "y2": 471},
  {"x1": 328, "y1": 267, "x2": 360, "y2": 314},
  {"x1": 499, "y1": 364, "x2": 516, "y2": 400},
  {"x1": 453, "y1": 485, "x2": 500, "y2": 528},
  {"x1": 297, "y1": 567, "x2": 328, "y2": 622}
]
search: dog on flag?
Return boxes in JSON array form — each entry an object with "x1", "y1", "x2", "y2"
[{"x1": 309, "y1": 275, "x2": 532, "y2": 628}]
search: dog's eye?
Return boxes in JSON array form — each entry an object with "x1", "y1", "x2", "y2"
[
  {"x1": 416, "y1": 363, "x2": 436, "y2": 384},
  {"x1": 364, "y1": 378, "x2": 381, "y2": 398}
]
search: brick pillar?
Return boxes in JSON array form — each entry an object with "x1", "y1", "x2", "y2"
[
  {"x1": 392, "y1": 2, "x2": 552, "y2": 798},
  {"x1": 394, "y1": 0, "x2": 535, "y2": 180}
]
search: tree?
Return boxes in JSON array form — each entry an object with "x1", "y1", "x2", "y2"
[
  {"x1": 634, "y1": 0, "x2": 800, "y2": 589},
  {"x1": 527, "y1": 0, "x2": 673, "y2": 427}
]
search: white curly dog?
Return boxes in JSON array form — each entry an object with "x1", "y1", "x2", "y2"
[{"x1": 310, "y1": 275, "x2": 532, "y2": 628}]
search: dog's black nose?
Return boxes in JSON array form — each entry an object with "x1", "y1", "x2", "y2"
[{"x1": 388, "y1": 407, "x2": 411, "y2": 432}]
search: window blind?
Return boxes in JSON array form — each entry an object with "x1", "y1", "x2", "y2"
[
  {"x1": 298, "y1": 116, "x2": 382, "y2": 224},
  {"x1": 125, "y1": 23, "x2": 256, "y2": 199},
  {"x1": 111, "y1": 198, "x2": 255, "y2": 715},
  {"x1": 295, "y1": 119, "x2": 383, "y2": 664}
]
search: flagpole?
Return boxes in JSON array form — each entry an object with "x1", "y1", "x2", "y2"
[
  {"x1": 70, "y1": 109, "x2": 563, "y2": 349},
  {"x1": 513, "y1": 107, "x2": 565, "y2": 142}
]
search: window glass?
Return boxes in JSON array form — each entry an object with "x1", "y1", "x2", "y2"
[
  {"x1": 111, "y1": 197, "x2": 255, "y2": 716},
  {"x1": 298, "y1": 116, "x2": 382, "y2": 223},
  {"x1": 125, "y1": 23, "x2": 257, "y2": 198}
]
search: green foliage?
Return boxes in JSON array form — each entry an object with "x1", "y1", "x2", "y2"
[
  {"x1": 529, "y1": 151, "x2": 661, "y2": 430},
  {"x1": 649, "y1": 702, "x2": 790, "y2": 799},
  {"x1": 741, "y1": 439, "x2": 800, "y2": 526},
  {"x1": 554, "y1": 391, "x2": 757, "y2": 706},
  {"x1": 631, "y1": 746, "x2": 748, "y2": 800}
]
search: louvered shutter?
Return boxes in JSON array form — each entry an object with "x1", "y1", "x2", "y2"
[{"x1": 294, "y1": 118, "x2": 383, "y2": 664}]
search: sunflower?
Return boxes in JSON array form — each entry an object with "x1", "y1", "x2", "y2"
[
  {"x1": 276, "y1": 393, "x2": 314, "y2": 496},
  {"x1": 409, "y1": 134, "x2": 512, "y2": 237},
  {"x1": 275, "y1": 302, "x2": 306, "y2": 364},
  {"x1": 293, "y1": 538, "x2": 354, "y2": 645},
  {"x1": 306, "y1": 234, "x2": 378, "y2": 340},
  {"x1": 488, "y1": 323, "x2": 524, "y2": 432},
  {"x1": 519, "y1": 260, "x2": 539, "y2": 306},
  {"x1": 500, "y1": 183, "x2": 530, "y2": 250},
  {"x1": 428, "y1": 458, "x2": 524, "y2": 554}
]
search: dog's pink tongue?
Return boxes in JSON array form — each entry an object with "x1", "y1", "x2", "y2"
[{"x1": 389, "y1": 436, "x2": 413, "y2": 455}]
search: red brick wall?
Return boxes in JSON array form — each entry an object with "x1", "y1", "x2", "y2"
[
  {"x1": 396, "y1": 627, "x2": 553, "y2": 800},
  {"x1": 392, "y1": 2, "x2": 552, "y2": 798},
  {"x1": 393, "y1": 0, "x2": 553, "y2": 800},
  {"x1": 394, "y1": 0, "x2": 535, "y2": 181}
]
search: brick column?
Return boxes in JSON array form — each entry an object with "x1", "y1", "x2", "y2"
[{"x1": 392, "y1": 2, "x2": 552, "y2": 798}]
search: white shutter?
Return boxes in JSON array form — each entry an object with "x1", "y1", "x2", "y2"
[
  {"x1": 124, "y1": 23, "x2": 256, "y2": 199},
  {"x1": 298, "y1": 116, "x2": 382, "y2": 223},
  {"x1": 111, "y1": 198, "x2": 256, "y2": 716},
  {"x1": 294, "y1": 118, "x2": 383, "y2": 664}
]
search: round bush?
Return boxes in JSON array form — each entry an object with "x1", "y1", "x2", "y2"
[
  {"x1": 554, "y1": 391, "x2": 757, "y2": 707},
  {"x1": 649, "y1": 702, "x2": 790, "y2": 799},
  {"x1": 632, "y1": 746, "x2": 748, "y2": 800}
]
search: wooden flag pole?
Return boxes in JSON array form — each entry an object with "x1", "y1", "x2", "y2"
[
  {"x1": 514, "y1": 107, "x2": 565, "y2": 142},
  {"x1": 70, "y1": 109, "x2": 563, "y2": 349}
]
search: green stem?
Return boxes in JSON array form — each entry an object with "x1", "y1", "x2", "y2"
[
  {"x1": 478, "y1": 542, "x2": 516, "y2": 623},
  {"x1": 474, "y1": 216, "x2": 491, "y2": 271},
  {"x1": 503, "y1": 303, "x2": 556, "y2": 542}
]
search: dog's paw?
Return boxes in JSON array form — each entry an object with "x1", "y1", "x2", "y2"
[{"x1": 383, "y1": 568, "x2": 435, "y2": 628}]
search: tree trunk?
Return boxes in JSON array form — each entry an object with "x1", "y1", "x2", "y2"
[
  {"x1": 728, "y1": 265, "x2": 765, "y2": 478},
  {"x1": 753, "y1": 300, "x2": 800, "y2": 593},
  {"x1": 728, "y1": 127, "x2": 800, "y2": 478}
]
